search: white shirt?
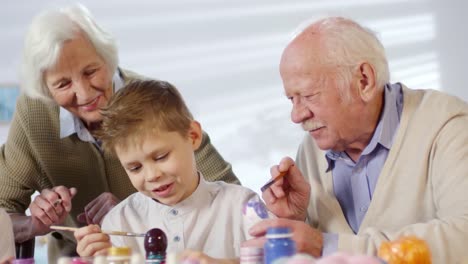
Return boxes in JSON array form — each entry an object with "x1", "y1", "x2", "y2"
[
  {"x1": 102, "y1": 176, "x2": 262, "y2": 258},
  {"x1": 0, "y1": 208, "x2": 15, "y2": 260}
]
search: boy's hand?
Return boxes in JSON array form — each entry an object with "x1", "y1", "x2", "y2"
[
  {"x1": 74, "y1": 224, "x2": 111, "y2": 257},
  {"x1": 179, "y1": 250, "x2": 238, "y2": 264}
]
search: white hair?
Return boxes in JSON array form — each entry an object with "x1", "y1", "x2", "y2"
[
  {"x1": 299, "y1": 17, "x2": 390, "y2": 100},
  {"x1": 20, "y1": 4, "x2": 118, "y2": 102}
]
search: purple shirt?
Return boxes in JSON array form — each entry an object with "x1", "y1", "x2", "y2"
[{"x1": 322, "y1": 83, "x2": 403, "y2": 254}]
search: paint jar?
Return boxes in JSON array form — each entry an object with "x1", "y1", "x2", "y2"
[
  {"x1": 71, "y1": 257, "x2": 92, "y2": 264},
  {"x1": 12, "y1": 258, "x2": 35, "y2": 264},
  {"x1": 107, "y1": 247, "x2": 132, "y2": 264},
  {"x1": 240, "y1": 246, "x2": 263, "y2": 264},
  {"x1": 57, "y1": 256, "x2": 73, "y2": 264},
  {"x1": 264, "y1": 227, "x2": 296, "y2": 264}
]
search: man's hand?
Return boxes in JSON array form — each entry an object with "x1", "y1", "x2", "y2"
[
  {"x1": 77, "y1": 192, "x2": 120, "y2": 225},
  {"x1": 262, "y1": 157, "x2": 310, "y2": 220},
  {"x1": 75, "y1": 224, "x2": 111, "y2": 257},
  {"x1": 29, "y1": 186, "x2": 77, "y2": 236},
  {"x1": 246, "y1": 218, "x2": 323, "y2": 258}
]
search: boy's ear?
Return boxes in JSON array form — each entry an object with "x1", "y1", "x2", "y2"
[{"x1": 188, "y1": 121, "x2": 203, "y2": 150}]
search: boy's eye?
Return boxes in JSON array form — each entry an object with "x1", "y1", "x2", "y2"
[
  {"x1": 155, "y1": 153, "x2": 169, "y2": 161},
  {"x1": 127, "y1": 165, "x2": 142, "y2": 172}
]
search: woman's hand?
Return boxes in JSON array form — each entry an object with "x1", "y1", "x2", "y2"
[
  {"x1": 77, "y1": 192, "x2": 120, "y2": 225},
  {"x1": 29, "y1": 186, "x2": 77, "y2": 235},
  {"x1": 75, "y1": 224, "x2": 111, "y2": 257},
  {"x1": 0, "y1": 256, "x2": 14, "y2": 264}
]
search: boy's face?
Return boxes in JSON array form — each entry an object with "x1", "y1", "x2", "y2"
[{"x1": 115, "y1": 121, "x2": 203, "y2": 206}]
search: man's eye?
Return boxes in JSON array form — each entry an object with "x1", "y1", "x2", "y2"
[{"x1": 304, "y1": 93, "x2": 319, "y2": 100}]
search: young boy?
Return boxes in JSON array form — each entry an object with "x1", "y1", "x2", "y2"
[{"x1": 75, "y1": 79, "x2": 266, "y2": 263}]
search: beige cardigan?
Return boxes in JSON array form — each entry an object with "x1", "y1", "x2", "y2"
[
  {"x1": 296, "y1": 85, "x2": 468, "y2": 263},
  {"x1": 0, "y1": 69, "x2": 238, "y2": 259}
]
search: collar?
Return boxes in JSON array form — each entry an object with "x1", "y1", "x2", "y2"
[
  {"x1": 59, "y1": 70, "x2": 125, "y2": 140},
  {"x1": 325, "y1": 83, "x2": 402, "y2": 171},
  {"x1": 153, "y1": 173, "x2": 214, "y2": 216}
]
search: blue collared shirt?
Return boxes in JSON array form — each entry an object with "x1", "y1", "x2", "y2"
[
  {"x1": 322, "y1": 83, "x2": 403, "y2": 254},
  {"x1": 59, "y1": 71, "x2": 125, "y2": 148}
]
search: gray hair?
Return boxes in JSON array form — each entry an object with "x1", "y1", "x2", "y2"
[
  {"x1": 20, "y1": 4, "x2": 118, "y2": 102},
  {"x1": 299, "y1": 17, "x2": 390, "y2": 100}
]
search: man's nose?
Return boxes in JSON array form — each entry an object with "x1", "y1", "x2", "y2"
[{"x1": 291, "y1": 98, "x2": 312, "y2": 124}]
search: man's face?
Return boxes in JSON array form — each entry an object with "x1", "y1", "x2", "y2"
[
  {"x1": 282, "y1": 69, "x2": 354, "y2": 152},
  {"x1": 115, "y1": 122, "x2": 202, "y2": 206},
  {"x1": 280, "y1": 44, "x2": 364, "y2": 153}
]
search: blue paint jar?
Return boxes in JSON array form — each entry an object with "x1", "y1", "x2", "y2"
[{"x1": 264, "y1": 227, "x2": 296, "y2": 264}]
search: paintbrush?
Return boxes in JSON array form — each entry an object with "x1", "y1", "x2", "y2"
[
  {"x1": 50, "y1": 225, "x2": 146, "y2": 237},
  {"x1": 260, "y1": 170, "x2": 288, "y2": 192}
]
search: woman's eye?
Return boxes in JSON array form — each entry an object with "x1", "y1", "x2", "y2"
[
  {"x1": 57, "y1": 80, "x2": 71, "y2": 89},
  {"x1": 84, "y1": 69, "x2": 97, "y2": 76}
]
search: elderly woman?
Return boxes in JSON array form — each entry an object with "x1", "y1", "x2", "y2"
[{"x1": 0, "y1": 4, "x2": 238, "y2": 261}]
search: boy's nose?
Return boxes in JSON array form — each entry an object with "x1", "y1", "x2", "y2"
[{"x1": 145, "y1": 165, "x2": 162, "y2": 182}]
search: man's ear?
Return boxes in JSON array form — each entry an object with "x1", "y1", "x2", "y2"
[
  {"x1": 355, "y1": 62, "x2": 377, "y2": 102},
  {"x1": 188, "y1": 121, "x2": 203, "y2": 150}
]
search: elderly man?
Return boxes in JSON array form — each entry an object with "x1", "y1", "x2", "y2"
[{"x1": 249, "y1": 17, "x2": 468, "y2": 263}]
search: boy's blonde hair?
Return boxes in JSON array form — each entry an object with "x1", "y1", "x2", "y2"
[{"x1": 98, "y1": 79, "x2": 194, "y2": 153}]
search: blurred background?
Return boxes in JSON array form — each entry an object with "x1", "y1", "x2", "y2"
[{"x1": 0, "y1": 0, "x2": 467, "y2": 261}]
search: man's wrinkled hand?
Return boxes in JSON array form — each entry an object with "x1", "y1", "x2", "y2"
[
  {"x1": 262, "y1": 157, "x2": 310, "y2": 221},
  {"x1": 248, "y1": 218, "x2": 323, "y2": 257}
]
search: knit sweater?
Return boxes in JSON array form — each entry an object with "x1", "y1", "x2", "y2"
[
  {"x1": 0, "y1": 69, "x2": 238, "y2": 259},
  {"x1": 296, "y1": 85, "x2": 468, "y2": 263}
]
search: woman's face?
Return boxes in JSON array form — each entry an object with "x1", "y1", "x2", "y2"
[{"x1": 44, "y1": 34, "x2": 113, "y2": 128}]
